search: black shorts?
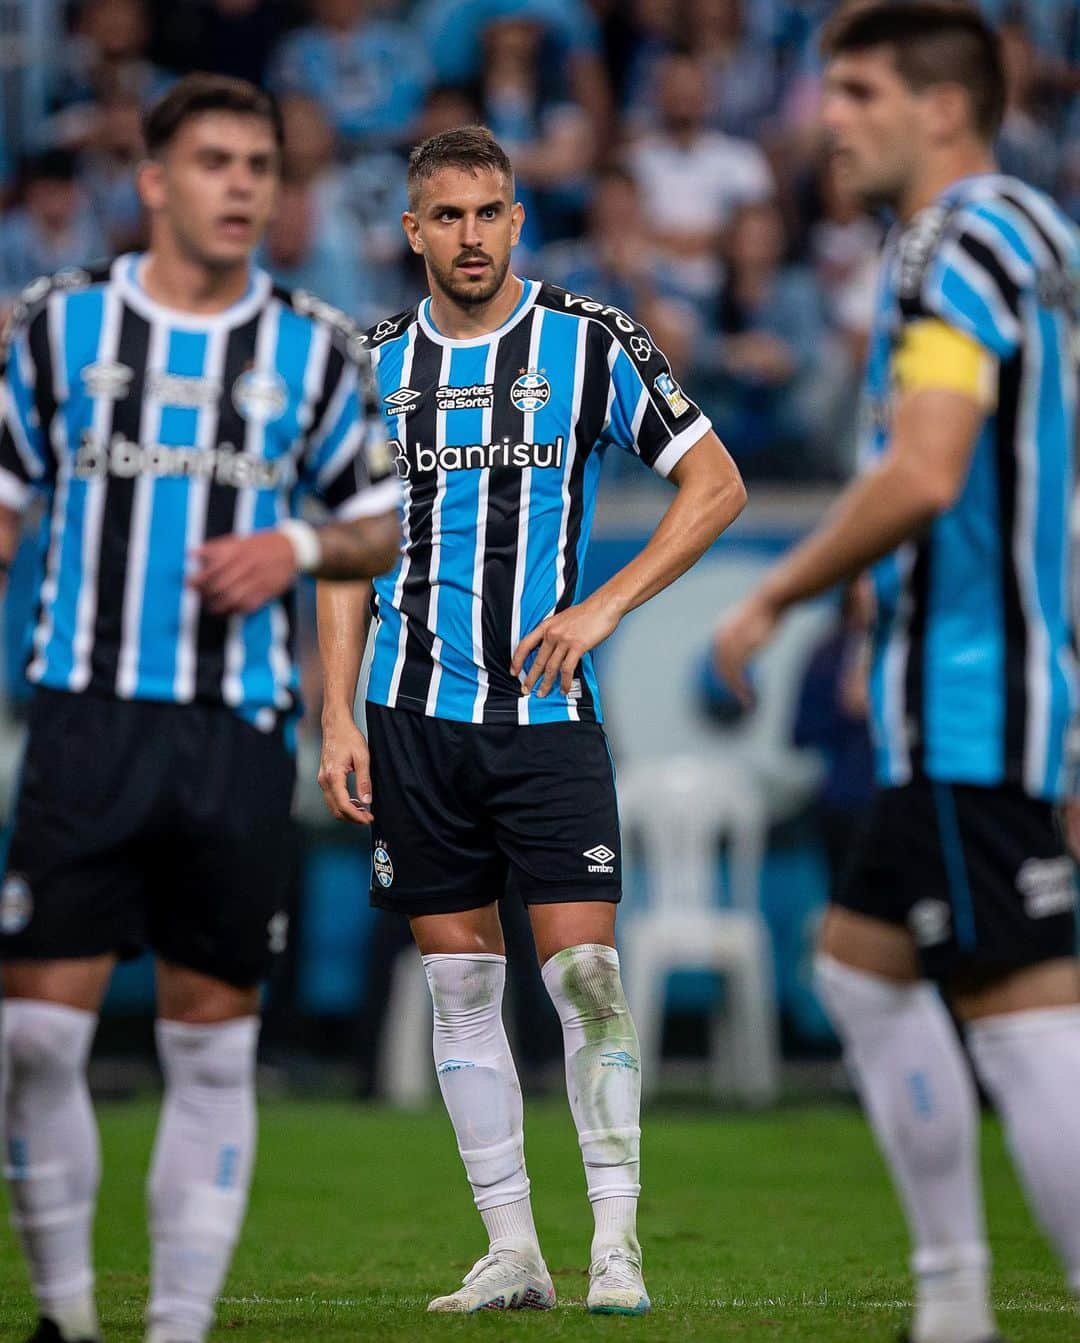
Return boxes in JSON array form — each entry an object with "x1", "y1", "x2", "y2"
[
  {"x1": 835, "y1": 778, "x2": 1077, "y2": 981},
  {"x1": 0, "y1": 688, "x2": 295, "y2": 987},
  {"x1": 365, "y1": 702, "x2": 622, "y2": 916}
]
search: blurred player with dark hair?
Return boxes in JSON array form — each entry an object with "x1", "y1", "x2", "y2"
[
  {"x1": 317, "y1": 124, "x2": 746, "y2": 1314},
  {"x1": 716, "y1": 5, "x2": 1080, "y2": 1341},
  {"x1": 0, "y1": 74, "x2": 399, "y2": 1343}
]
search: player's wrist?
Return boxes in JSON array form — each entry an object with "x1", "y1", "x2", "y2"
[{"x1": 278, "y1": 519, "x2": 323, "y2": 574}]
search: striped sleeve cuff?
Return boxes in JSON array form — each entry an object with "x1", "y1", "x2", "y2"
[
  {"x1": 651, "y1": 414, "x2": 712, "y2": 479},
  {"x1": 333, "y1": 476, "x2": 402, "y2": 522},
  {"x1": 0, "y1": 465, "x2": 32, "y2": 512}
]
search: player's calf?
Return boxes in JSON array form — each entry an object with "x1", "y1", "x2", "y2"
[
  {"x1": 2, "y1": 1000, "x2": 102, "y2": 1343},
  {"x1": 541, "y1": 943, "x2": 649, "y2": 1312}
]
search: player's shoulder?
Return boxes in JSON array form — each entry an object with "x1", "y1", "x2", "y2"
[
  {"x1": 272, "y1": 283, "x2": 377, "y2": 365},
  {"x1": 360, "y1": 306, "x2": 419, "y2": 352},
  {"x1": 536, "y1": 281, "x2": 655, "y2": 355},
  {"x1": 1, "y1": 260, "x2": 112, "y2": 361}
]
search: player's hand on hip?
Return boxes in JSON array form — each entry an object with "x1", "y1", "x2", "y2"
[
  {"x1": 1062, "y1": 797, "x2": 1080, "y2": 864},
  {"x1": 189, "y1": 530, "x2": 299, "y2": 615},
  {"x1": 511, "y1": 594, "x2": 621, "y2": 698},
  {"x1": 317, "y1": 712, "x2": 374, "y2": 825},
  {"x1": 712, "y1": 591, "x2": 780, "y2": 706}
]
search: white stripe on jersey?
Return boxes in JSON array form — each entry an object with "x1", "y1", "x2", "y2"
[
  {"x1": 424, "y1": 343, "x2": 454, "y2": 716},
  {"x1": 297, "y1": 322, "x2": 331, "y2": 436},
  {"x1": 27, "y1": 295, "x2": 71, "y2": 683},
  {"x1": 69, "y1": 286, "x2": 123, "y2": 691},
  {"x1": 387, "y1": 328, "x2": 417, "y2": 708},
  {"x1": 470, "y1": 335, "x2": 500, "y2": 722},
  {"x1": 3, "y1": 342, "x2": 45, "y2": 481},
  {"x1": 174, "y1": 324, "x2": 227, "y2": 702},
  {"x1": 223, "y1": 300, "x2": 283, "y2": 707},
  {"x1": 513, "y1": 307, "x2": 545, "y2": 725},
  {"x1": 117, "y1": 314, "x2": 169, "y2": 698},
  {"x1": 934, "y1": 238, "x2": 1022, "y2": 348},
  {"x1": 553, "y1": 317, "x2": 588, "y2": 723},
  {"x1": 881, "y1": 542, "x2": 916, "y2": 786}
]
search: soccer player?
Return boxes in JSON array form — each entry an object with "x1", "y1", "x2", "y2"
[
  {"x1": 714, "y1": 6, "x2": 1080, "y2": 1342},
  {"x1": 0, "y1": 75, "x2": 400, "y2": 1343},
  {"x1": 317, "y1": 126, "x2": 746, "y2": 1313}
]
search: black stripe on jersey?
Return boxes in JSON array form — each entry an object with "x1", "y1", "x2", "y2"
[
  {"x1": 395, "y1": 328, "x2": 444, "y2": 710},
  {"x1": 194, "y1": 313, "x2": 262, "y2": 702},
  {"x1": 956, "y1": 233, "x2": 1021, "y2": 318},
  {"x1": 995, "y1": 187, "x2": 1067, "y2": 269},
  {"x1": 480, "y1": 312, "x2": 534, "y2": 721},
  {"x1": 26, "y1": 309, "x2": 59, "y2": 474},
  {"x1": 89, "y1": 301, "x2": 151, "y2": 687},
  {"x1": 554, "y1": 324, "x2": 611, "y2": 721},
  {"x1": 306, "y1": 342, "x2": 346, "y2": 463},
  {"x1": 903, "y1": 541, "x2": 931, "y2": 776},
  {"x1": 995, "y1": 350, "x2": 1028, "y2": 781}
]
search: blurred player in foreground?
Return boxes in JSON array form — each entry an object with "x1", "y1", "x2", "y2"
[
  {"x1": 715, "y1": 6, "x2": 1080, "y2": 1341},
  {"x1": 317, "y1": 126, "x2": 746, "y2": 1314},
  {"x1": 0, "y1": 75, "x2": 399, "y2": 1343}
]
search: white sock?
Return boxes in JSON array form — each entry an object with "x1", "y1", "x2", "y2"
[
  {"x1": 1, "y1": 999, "x2": 101, "y2": 1341},
  {"x1": 422, "y1": 953, "x2": 540, "y2": 1257},
  {"x1": 541, "y1": 944, "x2": 642, "y2": 1261},
  {"x1": 147, "y1": 1017, "x2": 259, "y2": 1343},
  {"x1": 968, "y1": 1004, "x2": 1080, "y2": 1298},
  {"x1": 814, "y1": 955, "x2": 994, "y2": 1343}
]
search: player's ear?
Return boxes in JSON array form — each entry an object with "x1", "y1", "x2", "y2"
[
  {"x1": 510, "y1": 201, "x2": 525, "y2": 247},
  {"x1": 136, "y1": 157, "x2": 166, "y2": 212},
  {"x1": 923, "y1": 82, "x2": 970, "y2": 144},
  {"x1": 402, "y1": 210, "x2": 423, "y2": 255}
]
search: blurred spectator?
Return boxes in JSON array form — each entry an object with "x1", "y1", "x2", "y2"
[
  {"x1": 151, "y1": 0, "x2": 301, "y2": 88},
  {"x1": 478, "y1": 13, "x2": 591, "y2": 245},
  {"x1": 542, "y1": 165, "x2": 695, "y2": 377},
  {"x1": 269, "y1": 0, "x2": 428, "y2": 153},
  {"x1": 258, "y1": 95, "x2": 371, "y2": 320},
  {"x1": 49, "y1": 0, "x2": 171, "y2": 147},
  {"x1": 0, "y1": 151, "x2": 106, "y2": 307},
  {"x1": 81, "y1": 92, "x2": 146, "y2": 254},
  {"x1": 806, "y1": 155, "x2": 881, "y2": 372},
  {"x1": 689, "y1": 199, "x2": 836, "y2": 478},
  {"x1": 996, "y1": 21, "x2": 1060, "y2": 196},
  {"x1": 626, "y1": 51, "x2": 775, "y2": 304}
]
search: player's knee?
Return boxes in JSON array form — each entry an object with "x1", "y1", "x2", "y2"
[
  {"x1": 155, "y1": 1017, "x2": 259, "y2": 1093},
  {"x1": 542, "y1": 943, "x2": 630, "y2": 1030},
  {"x1": 813, "y1": 952, "x2": 920, "y2": 1034},
  {"x1": 424, "y1": 954, "x2": 506, "y2": 1042},
  {"x1": 1, "y1": 1000, "x2": 95, "y2": 1090}
]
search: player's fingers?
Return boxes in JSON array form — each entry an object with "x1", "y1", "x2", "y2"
[
  {"x1": 510, "y1": 625, "x2": 546, "y2": 678},
  {"x1": 558, "y1": 647, "x2": 582, "y2": 695},
  {"x1": 536, "y1": 643, "x2": 567, "y2": 698},
  {"x1": 521, "y1": 636, "x2": 554, "y2": 693},
  {"x1": 319, "y1": 764, "x2": 363, "y2": 824}
]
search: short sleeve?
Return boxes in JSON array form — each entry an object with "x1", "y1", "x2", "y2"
[
  {"x1": 299, "y1": 338, "x2": 401, "y2": 521},
  {"x1": 601, "y1": 318, "x2": 711, "y2": 478},
  {"x1": 0, "y1": 299, "x2": 54, "y2": 511}
]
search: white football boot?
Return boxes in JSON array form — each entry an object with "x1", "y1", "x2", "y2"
[
  {"x1": 427, "y1": 1249, "x2": 556, "y2": 1313},
  {"x1": 586, "y1": 1246, "x2": 651, "y2": 1315}
]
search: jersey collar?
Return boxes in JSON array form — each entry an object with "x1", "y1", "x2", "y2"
[
  {"x1": 113, "y1": 253, "x2": 273, "y2": 332},
  {"x1": 417, "y1": 277, "x2": 540, "y2": 348}
]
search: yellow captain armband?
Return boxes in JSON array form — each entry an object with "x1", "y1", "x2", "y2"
[{"x1": 892, "y1": 319, "x2": 998, "y2": 409}]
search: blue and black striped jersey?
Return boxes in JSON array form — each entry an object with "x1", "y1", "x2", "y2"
[
  {"x1": 862, "y1": 175, "x2": 1079, "y2": 799},
  {"x1": 0, "y1": 254, "x2": 398, "y2": 729},
  {"x1": 365, "y1": 279, "x2": 711, "y2": 724}
]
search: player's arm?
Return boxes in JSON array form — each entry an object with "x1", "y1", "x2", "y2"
[
  {"x1": 512, "y1": 429, "x2": 746, "y2": 696},
  {"x1": 714, "y1": 318, "x2": 993, "y2": 699},
  {"x1": 0, "y1": 504, "x2": 19, "y2": 589},
  {"x1": 316, "y1": 578, "x2": 375, "y2": 826}
]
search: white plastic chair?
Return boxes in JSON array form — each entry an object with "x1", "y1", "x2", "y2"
[
  {"x1": 378, "y1": 948, "x2": 434, "y2": 1108},
  {"x1": 618, "y1": 757, "x2": 779, "y2": 1104}
]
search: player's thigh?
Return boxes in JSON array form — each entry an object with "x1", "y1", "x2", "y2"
[
  {"x1": 1, "y1": 955, "x2": 116, "y2": 1012},
  {"x1": 818, "y1": 906, "x2": 921, "y2": 982},
  {"x1": 155, "y1": 959, "x2": 261, "y2": 1024},
  {"x1": 482, "y1": 721, "x2": 623, "y2": 914},
  {"x1": 529, "y1": 901, "x2": 617, "y2": 967},
  {"x1": 0, "y1": 689, "x2": 155, "y2": 972},
  {"x1": 366, "y1": 703, "x2": 506, "y2": 917},
  {"x1": 149, "y1": 707, "x2": 296, "y2": 991},
  {"x1": 951, "y1": 956, "x2": 1080, "y2": 1022}
]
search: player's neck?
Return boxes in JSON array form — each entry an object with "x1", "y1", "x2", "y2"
[
  {"x1": 428, "y1": 273, "x2": 525, "y2": 341},
  {"x1": 141, "y1": 239, "x2": 253, "y2": 315},
  {"x1": 897, "y1": 146, "x2": 997, "y2": 222}
]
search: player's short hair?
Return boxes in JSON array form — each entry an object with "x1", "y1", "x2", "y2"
[
  {"x1": 821, "y1": 1, "x2": 1006, "y2": 140},
  {"x1": 406, "y1": 125, "x2": 515, "y2": 211},
  {"x1": 143, "y1": 73, "x2": 284, "y2": 157}
]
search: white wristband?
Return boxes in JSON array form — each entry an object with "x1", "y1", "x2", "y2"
[{"x1": 278, "y1": 519, "x2": 323, "y2": 574}]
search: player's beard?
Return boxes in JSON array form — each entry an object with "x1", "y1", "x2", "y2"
[{"x1": 428, "y1": 249, "x2": 511, "y2": 307}]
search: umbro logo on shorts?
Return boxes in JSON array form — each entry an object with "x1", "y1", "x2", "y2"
[{"x1": 583, "y1": 844, "x2": 615, "y2": 874}]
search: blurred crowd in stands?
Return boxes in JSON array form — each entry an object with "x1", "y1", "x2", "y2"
[{"x1": 0, "y1": 0, "x2": 1077, "y2": 481}]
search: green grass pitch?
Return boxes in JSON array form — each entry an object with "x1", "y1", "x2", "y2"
[{"x1": 0, "y1": 1099, "x2": 1073, "y2": 1341}]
